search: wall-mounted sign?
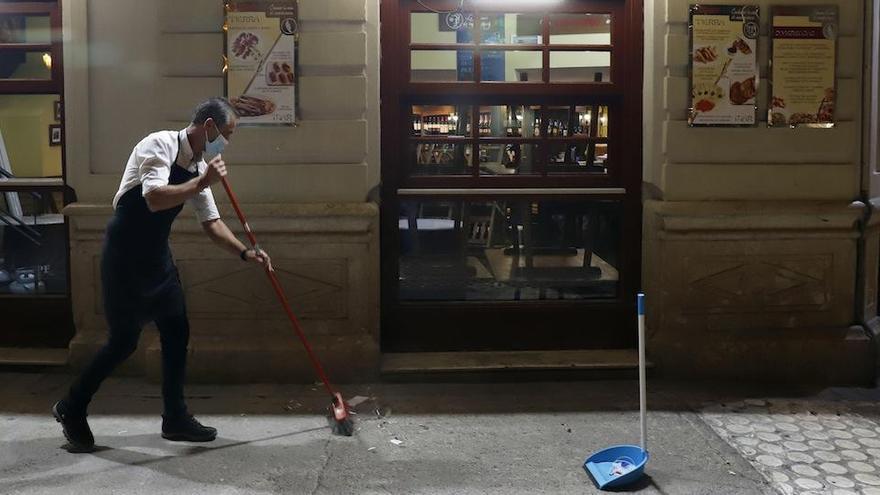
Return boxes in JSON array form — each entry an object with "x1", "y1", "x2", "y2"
[
  {"x1": 769, "y1": 6, "x2": 838, "y2": 128},
  {"x1": 688, "y1": 5, "x2": 760, "y2": 127},
  {"x1": 225, "y1": 1, "x2": 298, "y2": 125},
  {"x1": 441, "y1": 11, "x2": 473, "y2": 32},
  {"x1": 456, "y1": 15, "x2": 505, "y2": 81}
]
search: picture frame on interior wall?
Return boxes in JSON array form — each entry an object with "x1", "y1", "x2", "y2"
[
  {"x1": 48, "y1": 125, "x2": 61, "y2": 146},
  {"x1": 54, "y1": 100, "x2": 61, "y2": 122}
]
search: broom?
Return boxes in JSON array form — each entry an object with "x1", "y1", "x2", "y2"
[{"x1": 220, "y1": 176, "x2": 354, "y2": 436}]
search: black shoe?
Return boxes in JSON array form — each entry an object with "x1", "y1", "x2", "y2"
[
  {"x1": 161, "y1": 414, "x2": 217, "y2": 442},
  {"x1": 52, "y1": 400, "x2": 95, "y2": 453}
]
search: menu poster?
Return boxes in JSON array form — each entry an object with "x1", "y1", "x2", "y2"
[
  {"x1": 769, "y1": 6, "x2": 838, "y2": 128},
  {"x1": 225, "y1": 1, "x2": 298, "y2": 125},
  {"x1": 688, "y1": 5, "x2": 760, "y2": 127}
]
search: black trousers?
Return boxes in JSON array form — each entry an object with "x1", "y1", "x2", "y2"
[{"x1": 66, "y1": 258, "x2": 190, "y2": 418}]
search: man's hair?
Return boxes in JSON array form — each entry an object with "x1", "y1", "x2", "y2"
[{"x1": 191, "y1": 97, "x2": 237, "y2": 127}]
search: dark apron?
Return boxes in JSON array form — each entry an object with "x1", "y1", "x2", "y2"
[{"x1": 101, "y1": 156, "x2": 198, "y2": 324}]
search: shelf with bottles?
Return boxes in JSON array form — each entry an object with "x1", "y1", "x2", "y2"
[
  {"x1": 476, "y1": 105, "x2": 543, "y2": 139},
  {"x1": 411, "y1": 104, "x2": 473, "y2": 138},
  {"x1": 541, "y1": 104, "x2": 609, "y2": 139}
]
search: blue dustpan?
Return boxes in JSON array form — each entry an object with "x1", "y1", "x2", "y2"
[
  {"x1": 584, "y1": 293, "x2": 650, "y2": 490},
  {"x1": 584, "y1": 444, "x2": 649, "y2": 489}
]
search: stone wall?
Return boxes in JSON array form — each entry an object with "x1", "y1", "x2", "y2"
[{"x1": 642, "y1": 0, "x2": 875, "y2": 384}]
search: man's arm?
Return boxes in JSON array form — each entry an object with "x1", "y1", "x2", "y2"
[
  {"x1": 201, "y1": 218, "x2": 271, "y2": 267},
  {"x1": 143, "y1": 155, "x2": 227, "y2": 213}
]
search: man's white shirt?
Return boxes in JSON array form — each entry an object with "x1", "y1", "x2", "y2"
[{"x1": 112, "y1": 128, "x2": 220, "y2": 223}]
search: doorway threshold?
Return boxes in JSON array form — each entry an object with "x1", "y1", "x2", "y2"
[
  {"x1": 381, "y1": 349, "x2": 649, "y2": 376},
  {"x1": 0, "y1": 347, "x2": 68, "y2": 366}
]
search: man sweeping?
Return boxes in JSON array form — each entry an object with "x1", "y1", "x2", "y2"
[{"x1": 53, "y1": 97, "x2": 270, "y2": 453}]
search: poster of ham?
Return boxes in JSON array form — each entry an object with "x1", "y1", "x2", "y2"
[{"x1": 688, "y1": 5, "x2": 760, "y2": 127}]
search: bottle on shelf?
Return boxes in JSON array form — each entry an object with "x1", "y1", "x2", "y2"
[
  {"x1": 505, "y1": 108, "x2": 513, "y2": 137},
  {"x1": 533, "y1": 116, "x2": 541, "y2": 137},
  {"x1": 441, "y1": 115, "x2": 448, "y2": 135},
  {"x1": 561, "y1": 120, "x2": 568, "y2": 137}
]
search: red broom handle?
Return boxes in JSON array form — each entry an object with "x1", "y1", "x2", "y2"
[{"x1": 220, "y1": 177, "x2": 337, "y2": 397}]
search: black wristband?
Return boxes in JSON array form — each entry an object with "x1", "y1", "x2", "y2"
[{"x1": 240, "y1": 248, "x2": 249, "y2": 261}]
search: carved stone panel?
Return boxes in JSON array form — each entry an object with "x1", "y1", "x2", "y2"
[
  {"x1": 683, "y1": 255, "x2": 833, "y2": 313},
  {"x1": 177, "y1": 258, "x2": 348, "y2": 319}
]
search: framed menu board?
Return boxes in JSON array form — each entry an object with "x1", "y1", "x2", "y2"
[
  {"x1": 225, "y1": 1, "x2": 298, "y2": 126},
  {"x1": 769, "y1": 6, "x2": 838, "y2": 128},
  {"x1": 688, "y1": 5, "x2": 760, "y2": 127}
]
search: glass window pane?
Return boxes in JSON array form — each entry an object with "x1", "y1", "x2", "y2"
[
  {"x1": 476, "y1": 105, "x2": 529, "y2": 137},
  {"x1": 480, "y1": 13, "x2": 544, "y2": 45},
  {"x1": 549, "y1": 51, "x2": 610, "y2": 82},
  {"x1": 0, "y1": 95, "x2": 63, "y2": 178},
  {"x1": 542, "y1": 104, "x2": 610, "y2": 138},
  {"x1": 478, "y1": 142, "x2": 540, "y2": 176},
  {"x1": 410, "y1": 12, "x2": 461, "y2": 44},
  {"x1": 0, "y1": 14, "x2": 52, "y2": 44},
  {"x1": 481, "y1": 50, "x2": 542, "y2": 82},
  {"x1": 549, "y1": 14, "x2": 612, "y2": 45},
  {"x1": 412, "y1": 105, "x2": 473, "y2": 137},
  {"x1": 548, "y1": 141, "x2": 609, "y2": 174},
  {"x1": 398, "y1": 199, "x2": 620, "y2": 301},
  {"x1": 411, "y1": 49, "x2": 474, "y2": 82},
  {"x1": 0, "y1": 50, "x2": 52, "y2": 80},
  {"x1": 0, "y1": 190, "x2": 67, "y2": 296},
  {"x1": 410, "y1": 142, "x2": 472, "y2": 176}
]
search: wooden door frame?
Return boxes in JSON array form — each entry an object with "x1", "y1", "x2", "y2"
[
  {"x1": 379, "y1": 0, "x2": 644, "y2": 352},
  {"x1": 0, "y1": 0, "x2": 74, "y2": 348}
]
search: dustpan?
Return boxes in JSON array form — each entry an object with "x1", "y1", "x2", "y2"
[{"x1": 584, "y1": 293, "x2": 649, "y2": 490}]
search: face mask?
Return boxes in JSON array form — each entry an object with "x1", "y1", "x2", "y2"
[{"x1": 205, "y1": 126, "x2": 228, "y2": 157}]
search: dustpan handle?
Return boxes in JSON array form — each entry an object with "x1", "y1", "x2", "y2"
[{"x1": 638, "y1": 293, "x2": 647, "y2": 452}]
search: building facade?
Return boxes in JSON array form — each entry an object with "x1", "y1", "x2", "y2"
[{"x1": 0, "y1": 0, "x2": 876, "y2": 383}]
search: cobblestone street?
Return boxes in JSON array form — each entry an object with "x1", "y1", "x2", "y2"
[{"x1": 701, "y1": 399, "x2": 880, "y2": 495}]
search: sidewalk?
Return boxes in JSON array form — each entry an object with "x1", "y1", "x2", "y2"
[{"x1": 0, "y1": 372, "x2": 877, "y2": 494}]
